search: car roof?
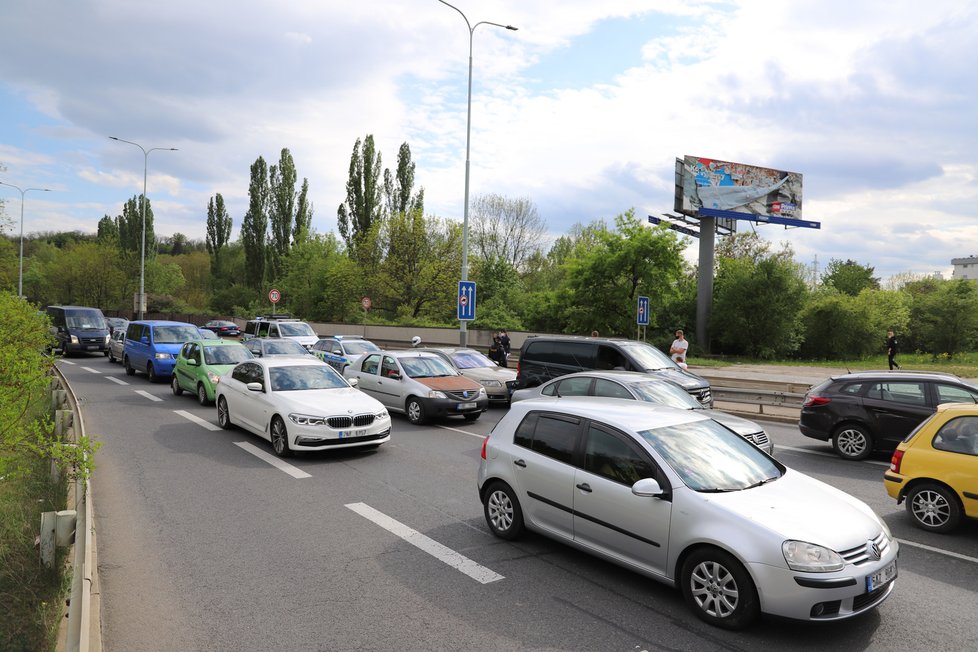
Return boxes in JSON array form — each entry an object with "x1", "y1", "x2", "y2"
[
  {"x1": 384, "y1": 350, "x2": 443, "y2": 359},
  {"x1": 524, "y1": 334, "x2": 642, "y2": 344},
  {"x1": 829, "y1": 370, "x2": 964, "y2": 382},
  {"x1": 252, "y1": 356, "x2": 327, "y2": 368},
  {"x1": 328, "y1": 334, "x2": 366, "y2": 340},
  {"x1": 130, "y1": 320, "x2": 197, "y2": 326},
  {"x1": 935, "y1": 402, "x2": 978, "y2": 415},
  {"x1": 508, "y1": 396, "x2": 709, "y2": 430},
  {"x1": 542, "y1": 370, "x2": 667, "y2": 384},
  {"x1": 193, "y1": 338, "x2": 244, "y2": 347}
]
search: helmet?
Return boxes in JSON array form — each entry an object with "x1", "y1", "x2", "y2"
[{"x1": 410, "y1": 336, "x2": 422, "y2": 347}]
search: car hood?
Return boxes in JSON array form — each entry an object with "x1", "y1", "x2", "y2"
[
  {"x1": 275, "y1": 387, "x2": 384, "y2": 414},
  {"x1": 701, "y1": 409, "x2": 762, "y2": 437},
  {"x1": 462, "y1": 367, "x2": 518, "y2": 382},
  {"x1": 414, "y1": 376, "x2": 483, "y2": 392},
  {"x1": 205, "y1": 363, "x2": 238, "y2": 376},
  {"x1": 285, "y1": 336, "x2": 319, "y2": 347},
  {"x1": 648, "y1": 367, "x2": 707, "y2": 390},
  {"x1": 702, "y1": 470, "x2": 883, "y2": 551}
]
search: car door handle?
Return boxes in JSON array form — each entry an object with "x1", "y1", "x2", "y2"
[
  {"x1": 514, "y1": 459, "x2": 526, "y2": 468},
  {"x1": 576, "y1": 483, "x2": 592, "y2": 493}
]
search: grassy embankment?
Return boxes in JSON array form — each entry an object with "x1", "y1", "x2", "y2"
[{"x1": 687, "y1": 352, "x2": 978, "y2": 379}]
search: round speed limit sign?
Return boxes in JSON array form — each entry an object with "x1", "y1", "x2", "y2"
[{"x1": 269, "y1": 289, "x2": 281, "y2": 304}]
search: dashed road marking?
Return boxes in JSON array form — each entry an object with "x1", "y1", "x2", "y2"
[
  {"x1": 897, "y1": 538, "x2": 978, "y2": 565},
  {"x1": 174, "y1": 410, "x2": 221, "y2": 431},
  {"x1": 134, "y1": 390, "x2": 163, "y2": 402},
  {"x1": 106, "y1": 377, "x2": 129, "y2": 386},
  {"x1": 346, "y1": 502, "x2": 504, "y2": 584},
  {"x1": 233, "y1": 441, "x2": 311, "y2": 478},
  {"x1": 776, "y1": 444, "x2": 889, "y2": 467},
  {"x1": 437, "y1": 424, "x2": 487, "y2": 440},
  {"x1": 81, "y1": 366, "x2": 102, "y2": 374}
]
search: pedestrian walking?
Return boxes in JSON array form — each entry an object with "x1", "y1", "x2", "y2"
[{"x1": 886, "y1": 330, "x2": 901, "y2": 370}]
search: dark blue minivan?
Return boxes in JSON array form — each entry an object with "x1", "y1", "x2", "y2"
[
  {"x1": 123, "y1": 320, "x2": 200, "y2": 382},
  {"x1": 46, "y1": 305, "x2": 110, "y2": 355}
]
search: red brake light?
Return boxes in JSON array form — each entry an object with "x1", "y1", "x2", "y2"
[
  {"x1": 804, "y1": 395, "x2": 831, "y2": 407},
  {"x1": 480, "y1": 436, "x2": 488, "y2": 460},
  {"x1": 889, "y1": 449, "x2": 904, "y2": 473}
]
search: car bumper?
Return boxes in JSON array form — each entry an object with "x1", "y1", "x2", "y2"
[
  {"x1": 882, "y1": 472, "x2": 905, "y2": 501},
  {"x1": 152, "y1": 358, "x2": 178, "y2": 376},
  {"x1": 423, "y1": 396, "x2": 489, "y2": 417},
  {"x1": 63, "y1": 341, "x2": 109, "y2": 354},
  {"x1": 748, "y1": 540, "x2": 899, "y2": 621},
  {"x1": 289, "y1": 418, "x2": 393, "y2": 451}
]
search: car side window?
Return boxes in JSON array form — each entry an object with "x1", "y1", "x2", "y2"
[
  {"x1": 244, "y1": 363, "x2": 264, "y2": 385},
  {"x1": 332, "y1": 343, "x2": 343, "y2": 355},
  {"x1": 584, "y1": 424, "x2": 658, "y2": 486},
  {"x1": 933, "y1": 416, "x2": 978, "y2": 455},
  {"x1": 189, "y1": 343, "x2": 201, "y2": 364},
  {"x1": 515, "y1": 413, "x2": 580, "y2": 464},
  {"x1": 935, "y1": 384, "x2": 978, "y2": 405},
  {"x1": 381, "y1": 356, "x2": 399, "y2": 378},
  {"x1": 593, "y1": 379, "x2": 633, "y2": 399},
  {"x1": 231, "y1": 364, "x2": 251, "y2": 383},
  {"x1": 361, "y1": 354, "x2": 381, "y2": 375},
  {"x1": 540, "y1": 383, "x2": 557, "y2": 397},
  {"x1": 554, "y1": 377, "x2": 592, "y2": 396},
  {"x1": 258, "y1": 323, "x2": 270, "y2": 337},
  {"x1": 839, "y1": 383, "x2": 864, "y2": 395},
  {"x1": 550, "y1": 342, "x2": 595, "y2": 367},
  {"x1": 866, "y1": 381, "x2": 926, "y2": 406},
  {"x1": 180, "y1": 342, "x2": 192, "y2": 358},
  {"x1": 596, "y1": 345, "x2": 629, "y2": 371}
]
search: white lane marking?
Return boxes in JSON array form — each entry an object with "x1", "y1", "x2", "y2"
[
  {"x1": 437, "y1": 424, "x2": 488, "y2": 440},
  {"x1": 106, "y1": 377, "x2": 129, "y2": 386},
  {"x1": 897, "y1": 538, "x2": 978, "y2": 565},
  {"x1": 60, "y1": 360, "x2": 76, "y2": 365},
  {"x1": 134, "y1": 390, "x2": 163, "y2": 402},
  {"x1": 81, "y1": 366, "x2": 102, "y2": 374},
  {"x1": 174, "y1": 410, "x2": 221, "y2": 431},
  {"x1": 776, "y1": 444, "x2": 889, "y2": 467},
  {"x1": 233, "y1": 441, "x2": 311, "y2": 479},
  {"x1": 346, "y1": 502, "x2": 504, "y2": 584}
]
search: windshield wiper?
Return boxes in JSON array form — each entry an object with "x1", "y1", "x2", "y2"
[
  {"x1": 697, "y1": 488, "x2": 732, "y2": 493},
  {"x1": 742, "y1": 476, "x2": 779, "y2": 490}
]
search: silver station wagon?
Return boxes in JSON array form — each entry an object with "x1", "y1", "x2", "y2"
[{"x1": 477, "y1": 398, "x2": 898, "y2": 629}]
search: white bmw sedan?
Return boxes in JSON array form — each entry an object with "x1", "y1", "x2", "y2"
[
  {"x1": 477, "y1": 397, "x2": 898, "y2": 629},
  {"x1": 216, "y1": 357, "x2": 391, "y2": 457}
]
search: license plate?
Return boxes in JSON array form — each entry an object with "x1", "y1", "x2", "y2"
[
  {"x1": 340, "y1": 429, "x2": 367, "y2": 439},
  {"x1": 85, "y1": 345, "x2": 97, "y2": 350},
  {"x1": 866, "y1": 560, "x2": 897, "y2": 591},
  {"x1": 458, "y1": 402, "x2": 477, "y2": 410}
]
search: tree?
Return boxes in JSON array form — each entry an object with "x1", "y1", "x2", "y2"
[
  {"x1": 822, "y1": 258, "x2": 880, "y2": 296},
  {"x1": 337, "y1": 135, "x2": 383, "y2": 256},
  {"x1": 278, "y1": 234, "x2": 360, "y2": 322},
  {"x1": 116, "y1": 195, "x2": 155, "y2": 258},
  {"x1": 798, "y1": 288, "x2": 876, "y2": 359},
  {"x1": 35, "y1": 241, "x2": 128, "y2": 308},
  {"x1": 470, "y1": 193, "x2": 547, "y2": 270},
  {"x1": 293, "y1": 178, "x2": 312, "y2": 246},
  {"x1": 383, "y1": 142, "x2": 424, "y2": 217},
  {"x1": 909, "y1": 279, "x2": 978, "y2": 357},
  {"x1": 268, "y1": 148, "x2": 298, "y2": 279},
  {"x1": 205, "y1": 193, "x2": 233, "y2": 276},
  {"x1": 97, "y1": 215, "x2": 119, "y2": 243},
  {"x1": 240, "y1": 157, "x2": 270, "y2": 289}
]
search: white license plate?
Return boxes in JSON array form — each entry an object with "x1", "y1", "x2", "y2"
[
  {"x1": 340, "y1": 429, "x2": 367, "y2": 439},
  {"x1": 866, "y1": 560, "x2": 897, "y2": 591},
  {"x1": 85, "y1": 345, "x2": 97, "y2": 350},
  {"x1": 458, "y1": 402, "x2": 477, "y2": 410}
]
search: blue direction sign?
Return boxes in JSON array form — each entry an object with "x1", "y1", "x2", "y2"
[
  {"x1": 458, "y1": 281, "x2": 477, "y2": 321},
  {"x1": 637, "y1": 296, "x2": 650, "y2": 326}
]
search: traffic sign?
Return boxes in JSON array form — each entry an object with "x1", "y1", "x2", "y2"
[
  {"x1": 361, "y1": 296, "x2": 372, "y2": 310},
  {"x1": 458, "y1": 281, "x2": 477, "y2": 321},
  {"x1": 269, "y1": 288, "x2": 281, "y2": 304},
  {"x1": 637, "y1": 296, "x2": 650, "y2": 326}
]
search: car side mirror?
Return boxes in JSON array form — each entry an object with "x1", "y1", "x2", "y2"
[
  {"x1": 347, "y1": 377, "x2": 359, "y2": 388},
  {"x1": 187, "y1": 359, "x2": 198, "y2": 366},
  {"x1": 141, "y1": 336, "x2": 149, "y2": 344},
  {"x1": 631, "y1": 478, "x2": 664, "y2": 497},
  {"x1": 246, "y1": 382, "x2": 264, "y2": 393}
]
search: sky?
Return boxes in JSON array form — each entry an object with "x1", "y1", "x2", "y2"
[{"x1": 1, "y1": 0, "x2": 977, "y2": 282}]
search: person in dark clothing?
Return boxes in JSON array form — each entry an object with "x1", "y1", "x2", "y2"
[
  {"x1": 499, "y1": 330, "x2": 511, "y2": 365},
  {"x1": 489, "y1": 336, "x2": 507, "y2": 367},
  {"x1": 886, "y1": 330, "x2": 901, "y2": 370}
]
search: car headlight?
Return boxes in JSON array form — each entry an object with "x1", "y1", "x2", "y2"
[
  {"x1": 207, "y1": 372, "x2": 221, "y2": 384},
  {"x1": 427, "y1": 390, "x2": 447, "y2": 399},
  {"x1": 70, "y1": 335, "x2": 79, "y2": 344},
  {"x1": 104, "y1": 334, "x2": 111, "y2": 344},
  {"x1": 480, "y1": 380, "x2": 502, "y2": 388},
  {"x1": 478, "y1": 387, "x2": 487, "y2": 396},
  {"x1": 155, "y1": 352, "x2": 172, "y2": 360},
  {"x1": 289, "y1": 413, "x2": 326, "y2": 426},
  {"x1": 375, "y1": 408, "x2": 389, "y2": 420},
  {"x1": 782, "y1": 540, "x2": 845, "y2": 572}
]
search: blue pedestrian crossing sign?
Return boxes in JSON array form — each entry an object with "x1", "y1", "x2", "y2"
[
  {"x1": 637, "y1": 296, "x2": 650, "y2": 326},
  {"x1": 458, "y1": 281, "x2": 477, "y2": 321}
]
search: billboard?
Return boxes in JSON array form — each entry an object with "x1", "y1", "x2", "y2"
[{"x1": 676, "y1": 156, "x2": 804, "y2": 223}]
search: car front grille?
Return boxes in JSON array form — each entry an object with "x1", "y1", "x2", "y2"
[
  {"x1": 839, "y1": 531, "x2": 890, "y2": 566},
  {"x1": 689, "y1": 387, "x2": 712, "y2": 405},
  {"x1": 326, "y1": 414, "x2": 376, "y2": 429},
  {"x1": 444, "y1": 390, "x2": 480, "y2": 401}
]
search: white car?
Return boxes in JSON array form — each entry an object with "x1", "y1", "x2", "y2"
[
  {"x1": 216, "y1": 357, "x2": 391, "y2": 456},
  {"x1": 478, "y1": 398, "x2": 898, "y2": 629}
]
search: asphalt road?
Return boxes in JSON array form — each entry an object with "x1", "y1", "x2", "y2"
[{"x1": 57, "y1": 355, "x2": 978, "y2": 652}]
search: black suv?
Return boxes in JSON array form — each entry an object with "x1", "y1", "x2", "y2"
[
  {"x1": 800, "y1": 370, "x2": 978, "y2": 460},
  {"x1": 515, "y1": 335, "x2": 712, "y2": 407}
]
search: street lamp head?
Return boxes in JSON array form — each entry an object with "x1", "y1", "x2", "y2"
[{"x1": 505, "y1": 25, "x2": 517, "y2": 30}]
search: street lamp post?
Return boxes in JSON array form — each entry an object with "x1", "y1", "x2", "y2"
[
  {"x1": 109, "y1": 137, "x2": 177, "y2": 319},
  {"x1": 0, "y1": 181, "x2": 51, "y2": 298},
  {"x1": 436, "y1": 0, "x2": 517, "y2": 347}
]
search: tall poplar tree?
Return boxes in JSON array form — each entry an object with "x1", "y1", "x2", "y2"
[
  {"x1": 383, "y1": 142, "x2": 424, "y2": 217},
  {"x1": 115, "y1": 195, "x2": 155, "y2": 258},
  {"x1": 241, "y1": 157, "x2": 270, "y2": 289},
  {"x1": 337, "y1": 135, "x2": 383, "y2": 255},
  {"x1": 205, "y1": 193, "x2": 232, "y2": 276}
]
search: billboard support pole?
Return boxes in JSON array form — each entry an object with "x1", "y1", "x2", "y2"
[{"x1": 696, "y1": 216, "x2": 715, "y2": 354}]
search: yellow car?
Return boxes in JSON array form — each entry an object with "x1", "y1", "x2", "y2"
[{"x1": 884, "y1": 403, "x2": 978, "y2": 533}]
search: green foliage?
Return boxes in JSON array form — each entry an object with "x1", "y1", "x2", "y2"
[
  {"x1": 277, "y1": 234, "x2": 361, "y2": 322},
  {"x1": 383, "y1": 142, "x2": 423, "y2": 217},
  {"x1": 35, "y1": 241, "x2": 128, "y2": 309},
  {"x1": 241, "y1": 156, "x2": 270, "y2": 289},
  {"x1": 97, "y1": 215, "x2": 118, "y2": 243},
  {"x1": 821, "y1": 258, "x2": 880, "y2": 296},
  {"x1": 206, "y1": 193, "x2": 233, "y2": 277},
  {"x1": 798, "y1": 288, "x2": 876, "y2": 359},
  {"x1": 116, "y1": 195, "x2": 155, "y2": 258},
  {"x1": 908, "y1": 279, "x2": 978, "y2": 357},
  {"x1": 337, "y1": 135, "x2": 384, "y2": 257}
]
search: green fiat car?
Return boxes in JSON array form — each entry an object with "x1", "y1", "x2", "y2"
[{"x1": 171, "y1": 339, "x2": 254, "y2": 405}]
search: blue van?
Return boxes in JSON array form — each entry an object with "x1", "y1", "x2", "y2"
[
  {"x1": 46, "y1": 305, "x2": 111, "y2": 356},
  {"x1": 123, "y1": 320, "x2": 201, "y2": 382}
]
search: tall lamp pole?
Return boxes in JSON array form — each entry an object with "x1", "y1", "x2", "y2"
[
  {"x1": 109, "y1": 137, "x2": 177, "y2": 319},
  {"x1": 436, "y1": 0, "x2": 517, "y2": 346},
  {"x1": 0, "y1": 181, "x2": 51, "y2": 298}
]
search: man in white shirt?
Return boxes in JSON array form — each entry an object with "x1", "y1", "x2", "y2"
[{"x1": 670, "y1": 329, "x2": 689, "y2": 369}]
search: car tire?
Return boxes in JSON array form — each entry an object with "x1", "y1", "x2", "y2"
[
  {"x1": 463, "y1": 412, "x2": 480, "y2": 422},
  {"x1": 406, "y1": 398, "x2": 426, "y2": 425},
  {"x1": 680, "y1": 547, "x2": 759, "y2": 630},
  {"x1": 832, "y1": 424, "x2": 873, "y2": 460},
  {"x1": 147, "y1": 363, "x2": 158, "y2": 383},
  {"x1": 483, "y1": 481, "x2": 524, "y2": 540},
  {"x1": 906, "y1": 483, "x2": 962, "y2": 533},
  {"x1": 270, "y1": 416, "x2": 292, "y2": 458},
  {"x1": 171, "y1": 376, "x2": 183, "y2": 396},
  {"x1": 124, "y1": 356, "x2": 135, "y2": 376},
  {"x1": 217, "y1": 396, "x2": 233, "y2": 429},
  {"x1": 197, "y1": 383, "x2": 210, "y2": 406}
]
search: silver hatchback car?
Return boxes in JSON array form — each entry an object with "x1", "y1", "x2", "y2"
[{"x1": 478, "y1": 398, "x2": 898, "y2": 629}]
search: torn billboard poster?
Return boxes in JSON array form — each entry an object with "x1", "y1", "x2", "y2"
[{"x1": 678, "y1": 156, "x2": 803, "y2": 220}]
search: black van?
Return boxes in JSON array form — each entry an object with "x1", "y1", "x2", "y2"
[
  {"x1": 515, "y1": 335, "x2": 713, "y2": 407},
  {"x1": 46, "y1": 305, "x2": 110, "y2": 355}
]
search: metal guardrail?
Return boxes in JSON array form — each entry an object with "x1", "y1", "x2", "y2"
[{"x1": 712, "y1": 386, "x2": 806, "y2": 409}]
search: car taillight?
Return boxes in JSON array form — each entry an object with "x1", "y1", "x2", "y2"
[
  {"x1": 803, "y1": 394, "x2": 831, "y2": 407},
  {"x1": 889, "y1": 449, "x2": 904, "y2": 473},
  {"x1": 480, "y1": 436, "x2": 488, "y2": 460}
]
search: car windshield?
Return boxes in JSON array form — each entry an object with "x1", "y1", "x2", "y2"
[
  {"x1": 269, "y1": 365, "x2": 349, "y2": 391},
  {"x1": 203, "y1": 345, "x2": 253, "y2": 365},
  {"x1": 620, "y1": 342, "x2": 676, "y2": 371},
  {"x1": 343, "y1": 340, "x2": 380, "y2": 355},
  {"x1": 630, "y1": 380, "x2": 701, "y2": 409},
  {"x1": 211, "y1": 321, "x2": 235, "y2": 328},
  {"x1": 154, "y1": 325, "x2": 201, "y2": 344},
  {"x1": 277, "y1": 322, "x2": 316, "y2": 337},
  {"x1": 638, "y1": 419, "x2": 781, "y2": 492},
  {"x1": 198, "y1": 329, "x2": 220, "y2": 339},
  {"x1": 265, "y1": 340, "x2": 309, "y2": 355},
  {"x1": 66, "y1": 310, "x2": 107, "y2": 329},
  {"x1": 399, "y1": 355, "x2": 458, "y2": 378},
  {"x1": 452, "y1": 350, "x2": 496, "y2": 369}
]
